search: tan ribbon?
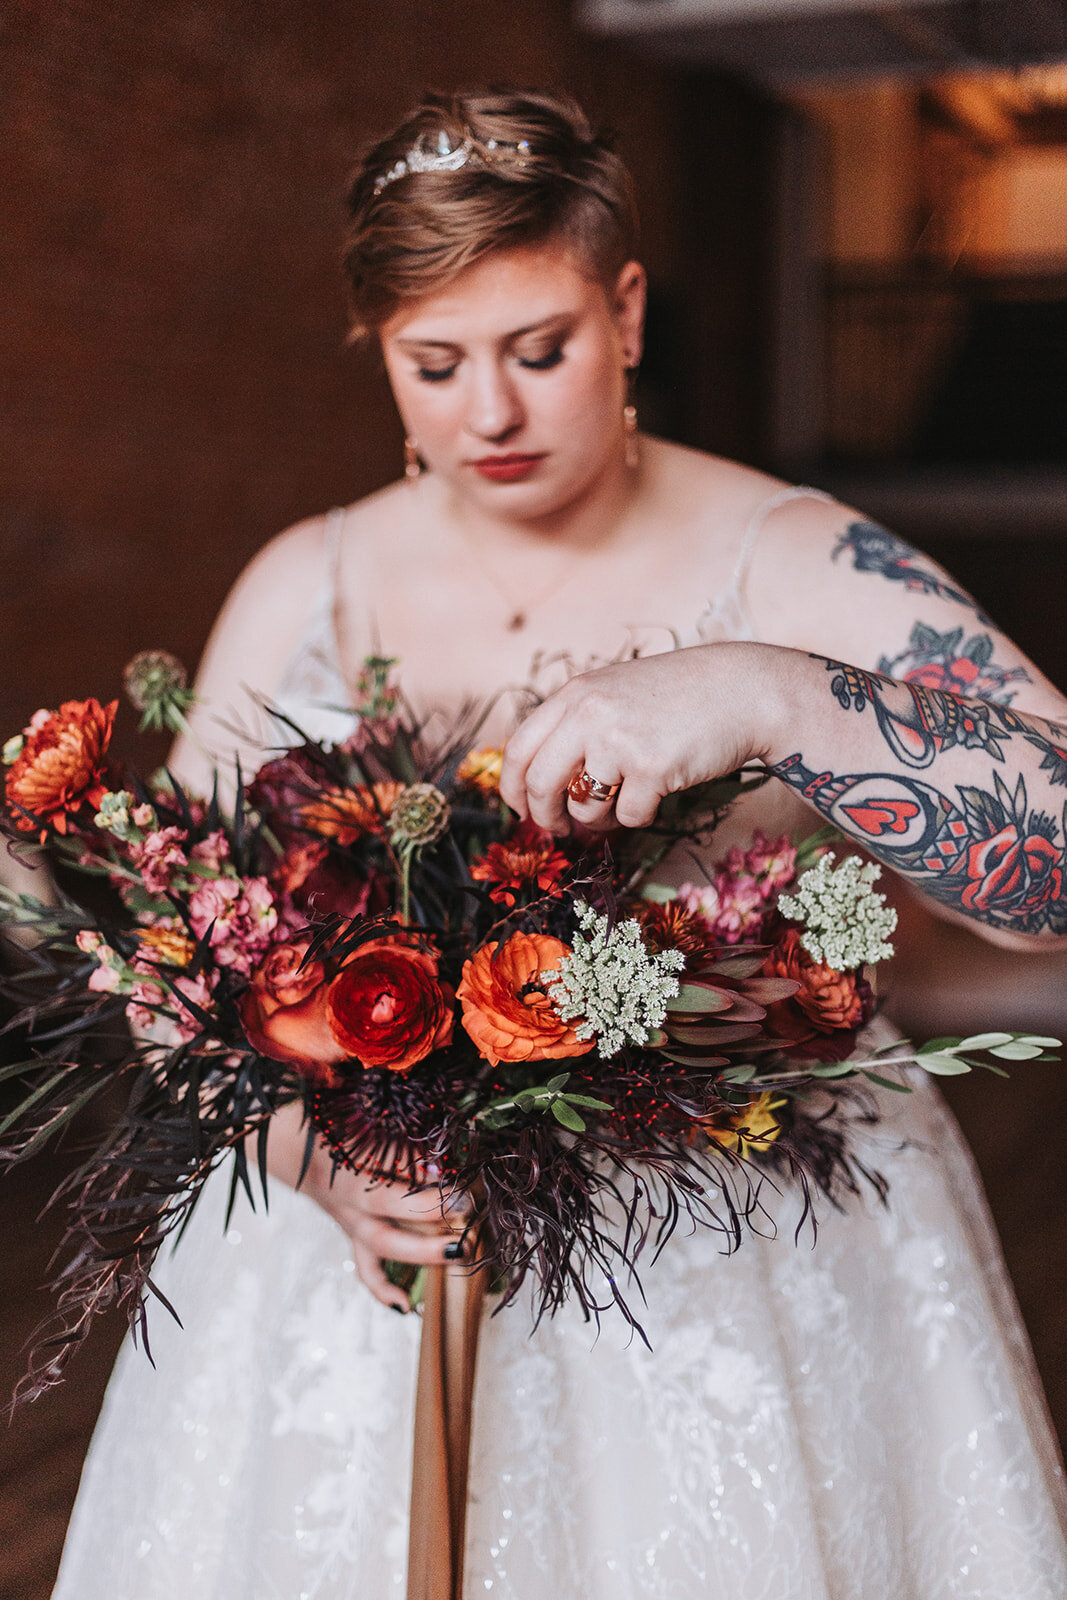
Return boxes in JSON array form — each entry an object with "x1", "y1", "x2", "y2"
[{"x1": 406, "y1": 1254, "x2": 487, "y2": 1600}]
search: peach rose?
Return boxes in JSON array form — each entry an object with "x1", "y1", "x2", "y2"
[
  {"x1": 239, "y1": 940, "x2": 343, "y2": 1082},
  {"x1": 457, "y1": 931, "x2": 595, "y2": 1068}
]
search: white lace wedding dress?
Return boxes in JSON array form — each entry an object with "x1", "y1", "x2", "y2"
[{"x1": 52, "y1": 499, "x2": 1067, "y2": 1599}]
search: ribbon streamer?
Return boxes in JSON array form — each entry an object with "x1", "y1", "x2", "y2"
[{"x1": 406, "y1": 1254, "x2": 487, "y2": 1599}]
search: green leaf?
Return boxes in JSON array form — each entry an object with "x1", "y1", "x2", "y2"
[
  {"x1": 639, "y1": 883, "x2": 677, "y2": 905},
  {"x1": 1016, "y1": 1035, "x2": 1062, "y2": 1049},
  {"x1": 550, "y1": 1099, "x2": 586, "y2": 1133},
  {"x1": 861, "y1": 1070, "x2": 912, "y2": 1093},
  {"x1": 807, "y1": 1060, "x2": 859, "y2": 1078},
  {"x1": 668, "y1": 982, "x2": 733, "y2": 1015},
  {"x1": 915, "y1": 1052, "x2": 973, "y2": 1076},
  {"x1": 545, "y1": 1073, "x2": 570, "y2": 1092},
  {"x1": 514, "y1": 1090, "x2": 537, "y2": 1112},
  {"x1": 563, "y1": 1093, "x2": 613, "y2": 1111},
  {"x1": 717, "y1": 1065, "x2": 756, "y2": 1084},
  {"x1": 989, "y1": 1041, "x2": 1044, "y2": 1061},
  {"x1": 918, "y1": 1036, "x2": 963, "y2": 1055},
  {"x1": 957, "y1": 1031, "x2": 1014, "y2": 1051}
]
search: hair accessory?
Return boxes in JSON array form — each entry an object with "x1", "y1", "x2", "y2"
[
  {"x1": 374, "y1": 129, "x2": 532, "y2": 195},
  {"x1": 567, "y1": 771, "x2": 621, "y2": 804}
]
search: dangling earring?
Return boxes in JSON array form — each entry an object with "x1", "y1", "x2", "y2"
[
  {"x1": 623, "y1": 401, "x2": 639, "y2": 470},
  {"x1": 404, "y1": 436, "x2": 422, "y2": 482}
]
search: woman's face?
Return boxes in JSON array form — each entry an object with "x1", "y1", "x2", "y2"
[{"x1": 379, "y1": 241, "x2": 646, "y2": 521}]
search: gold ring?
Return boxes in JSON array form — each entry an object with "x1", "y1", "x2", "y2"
[{"x1": 567, "y1": 770, "x2": 621, "y2": 804}]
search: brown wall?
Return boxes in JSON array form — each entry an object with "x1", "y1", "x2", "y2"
[{"x1": 3, "y1": 0, "x2": 763, "y2": 759}]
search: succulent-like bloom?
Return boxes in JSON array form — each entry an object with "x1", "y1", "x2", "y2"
[
  {"x1": 777, "y1": 853, "x2": 897, "y2": 970},
  {"x1": 94, "y1": 789, "x2": 137, "y2": 839},
  {"x1": 544, "y1": 903, "x2": 685, "y2": 1059},
  {"x1": 389, "y1": 783, "x2": 451, "y2": 850}
]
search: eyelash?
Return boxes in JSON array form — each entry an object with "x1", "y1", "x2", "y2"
[{"x1": 415, "y1": 346, "x2": 565, "y2": 384}]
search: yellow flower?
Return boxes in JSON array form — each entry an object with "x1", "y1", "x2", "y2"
[
  {"x1": 701, "y1": 1092, "x2": 784, "y2": 1158},
  {"x1": 136, "y1": 926, "x2": 197, "y2": 968},
  {"x1": 457, "y1": 747, "x2": 503, "y2": 796}
]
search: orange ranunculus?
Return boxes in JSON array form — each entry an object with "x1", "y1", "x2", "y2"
[
  {"x1": 298, "y1": 781, "x2": 406, "y2": 846},
  {"x1": 325, "y1": 939, "x2": 453, "y2": 1072},
  {"x1": 239, "y1": 940, "x2": 343, "y2": 1083},
  {"x1": 5, "y1": 699, "x2": 117, "y2": 836},
  {"x1": 764, "y1": 928, "x2": 864, "y2": 1035},
  {"x1": 457, "y1": 931, "x2": 595, "y2": 1068},
  {"x1": 457, "y1": 747, "x2": 504, "y2": 795}
]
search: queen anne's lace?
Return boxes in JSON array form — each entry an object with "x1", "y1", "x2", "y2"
[
  {"x1": 543, "y1": 902, "x2": 684, "y2": 1058},
  {"x1": 778, "y1": 853, "x2": 897, "y2": 969}
]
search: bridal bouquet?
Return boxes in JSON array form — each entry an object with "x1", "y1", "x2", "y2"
[{"x1": 1, "y1": 652, "x2": 1058, "y2": 1400}]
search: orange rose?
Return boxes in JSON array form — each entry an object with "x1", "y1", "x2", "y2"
[
  {"x1": 326, "y1": 938, "x2": 453, "y2": 1072},
  {"x1": 239, "y1": 940, "x2": 343, "y2": 1082},
  {"x1": 457, "y1": 931, "x2": 595, "y2": 1067},
  {"x1": 5, "y1": 698, "x2": 116, "y2": 836},
  {"x1": 299, "y1": 781, "x2": 405, "y2": 846}
]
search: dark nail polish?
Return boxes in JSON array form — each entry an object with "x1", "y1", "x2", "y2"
[
  {"x1": 443, "y1": 1241, "x2": 464, "y2": 1260},
  {"x1": 391, "y1": 1302, "x2": 407, "y2": 1314}
]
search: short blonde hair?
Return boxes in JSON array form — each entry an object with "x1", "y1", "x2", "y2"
[{"x1": 343, "y1": 89, "x2": 639, "y2": 339}]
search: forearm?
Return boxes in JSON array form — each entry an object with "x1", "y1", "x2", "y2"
[{"x1": 764, "y1": 649, "x2": 1067, "y2": 946}]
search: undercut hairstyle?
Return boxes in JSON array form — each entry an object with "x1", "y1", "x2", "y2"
[{"x1": 343, "y1": 89, "x2": 639, "y2": 339}]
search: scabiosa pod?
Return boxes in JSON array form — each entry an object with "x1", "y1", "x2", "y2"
[
  {"x1": 544, "y1": 902, "x2": 685, "y2": 1059},
  {"x1": 777, "y1": 853, "x2": 897, "y2": 970}
]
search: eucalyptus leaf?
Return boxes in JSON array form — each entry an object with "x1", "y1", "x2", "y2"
[
  {"x1": 550, "y1": 1099, "x2": 586, "y2": 1133},
  {"x1": 918, "y1": 1036, "x2": 963, "y2": 1055},
  {"x1": 956, "y1": 1031, "x2": 1014, "y2": 1051},
  {"x1": 915, "y1": 1052, "x2": 973, "y2": 1076},
  {"x1": 1016, "y1": 1035, "x2": 1062, "y2": 1049},
  {"x1": 545, "y1": 1073, "x2": 570, "y2": 1093},
  {"x1": 988, "y1": 1041, "x2": 1044, "y2": 1061},
  {"x1": 806, "y1": 1060, "x2": 859, "y2": 1078}
]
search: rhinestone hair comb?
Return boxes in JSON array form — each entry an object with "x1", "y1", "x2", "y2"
[{"x1": 373, "y1": 128, "x2": 532, "y2": 195}]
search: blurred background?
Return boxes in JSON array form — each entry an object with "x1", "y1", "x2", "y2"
[{"x1": 2, "y1": 2, "x2": 1067, "y2": 1593}]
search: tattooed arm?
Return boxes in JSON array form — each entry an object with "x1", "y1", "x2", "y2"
[{"x1": 502, "y1": 505, "x2": 1067, "y2": 952}]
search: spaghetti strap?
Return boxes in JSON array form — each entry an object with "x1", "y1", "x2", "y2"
[{"x1": 694, "y1": 483, "x2": 837, "y2": 644}]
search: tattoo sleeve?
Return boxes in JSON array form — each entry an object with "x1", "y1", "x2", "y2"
[
  {"x1": 773, "y1": 658, "x2": 1067, "y2": 938},
  {"x1": 833, "y1": 521, "x2": 992, "y2": 625}
]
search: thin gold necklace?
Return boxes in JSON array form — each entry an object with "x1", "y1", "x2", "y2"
[{"x1": 451, "y1": 523, "x2": 599, "y2": 632}]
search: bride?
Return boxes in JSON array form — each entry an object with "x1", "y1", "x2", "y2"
[{"x1": 52, "y1": 88, "x2": 1067, "y2": 1598}]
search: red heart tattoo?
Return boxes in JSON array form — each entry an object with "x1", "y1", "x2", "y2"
[{"x1": 841, "y1": 798, "x2": 920, "y2": 837}]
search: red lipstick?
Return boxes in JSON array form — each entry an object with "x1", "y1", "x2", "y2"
[{"x1": 469, "y1": 453, "x2": 545, "y2": 482}]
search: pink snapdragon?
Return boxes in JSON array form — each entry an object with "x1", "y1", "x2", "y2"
[
  {"x1": 187, "y1": 874, "x2": 280, "y2": 974},
  {"x1": 128, "y1": 965, "x2": 217, "y2": 1044},
  {"x1": 720, "y1": 832, "x2": 797, "y2": 900},
  {"x1": 133, "y1": 826, "x2": 189, "y2": 896},
  {"x1": 190, "y1": 830, "x2": 231, "y2": 872}
]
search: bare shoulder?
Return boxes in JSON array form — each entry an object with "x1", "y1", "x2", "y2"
[{"x1": 645, "y1": 438, "x2": 788, "y2": 531}]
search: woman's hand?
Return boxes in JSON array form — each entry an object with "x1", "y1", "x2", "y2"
[
  {"x1": 500, "y1": 641, "x2": 785, "y2": 833},
  {"x1": 256, "y1": 1102, "x2": 467, "y2": 1313}
]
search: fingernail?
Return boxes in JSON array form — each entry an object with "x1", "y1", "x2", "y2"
[
  {"x1": 391, "y1": 1302, "x2": 407, "y2": 1314},
  {"x1": 443, "y1": 1241, "x2": 464, "y2": 1260}
]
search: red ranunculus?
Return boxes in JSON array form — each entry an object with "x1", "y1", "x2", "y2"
[
  {"x1": 325, "y1": 939, "x2": 453, "y2": 1073},
  {"x1": 961, "y1": 824, "x2": 1063, "y2": 919}
]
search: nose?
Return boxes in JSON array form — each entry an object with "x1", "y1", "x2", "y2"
[{"x1": 465, "y1": 359, "x2": 524, "y2": 443}]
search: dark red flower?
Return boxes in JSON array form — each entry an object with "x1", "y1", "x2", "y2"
[
  {"x1": 326, "y1": 939, "x2": 453, "y2": 1073},
  {"x1": 469, "y1": 821, "x2": 569, "y2": 908}
]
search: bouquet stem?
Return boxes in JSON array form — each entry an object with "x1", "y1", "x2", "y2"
[{"x1": 406, "y1": 1250, "x2": 486, "y2": 1600}]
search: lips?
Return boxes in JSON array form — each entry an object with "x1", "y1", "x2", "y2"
[{"x1": 469, "y1": 454, "x2": 545, "y2": 482}]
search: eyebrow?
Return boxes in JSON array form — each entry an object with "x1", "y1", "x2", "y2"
[{"x1": 396, "y1": 313, "x2": 574, "y2": 353}]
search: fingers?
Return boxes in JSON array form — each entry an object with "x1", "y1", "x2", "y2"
[
  {"x1": 350, "y1": 1240, "x2": 410, "y2": 1313},
  {"x1": 500, "y1": 691, "x2": 574, "y2": 821}
]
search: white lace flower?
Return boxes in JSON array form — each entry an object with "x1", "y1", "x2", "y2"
[
  {"x1": 777, "y1": 852, "x2": 897, "y2": 969},
  {"x1": 544, "y1": 902, "x2": 684, "y2": 1059}
]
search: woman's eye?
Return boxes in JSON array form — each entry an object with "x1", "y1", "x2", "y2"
[
  {"x1": 518, "y1": 346, "x2": 564, "y2": 372},
  {"x1": 417, "y1": 365, "x2": 457, "y2": 384}
]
